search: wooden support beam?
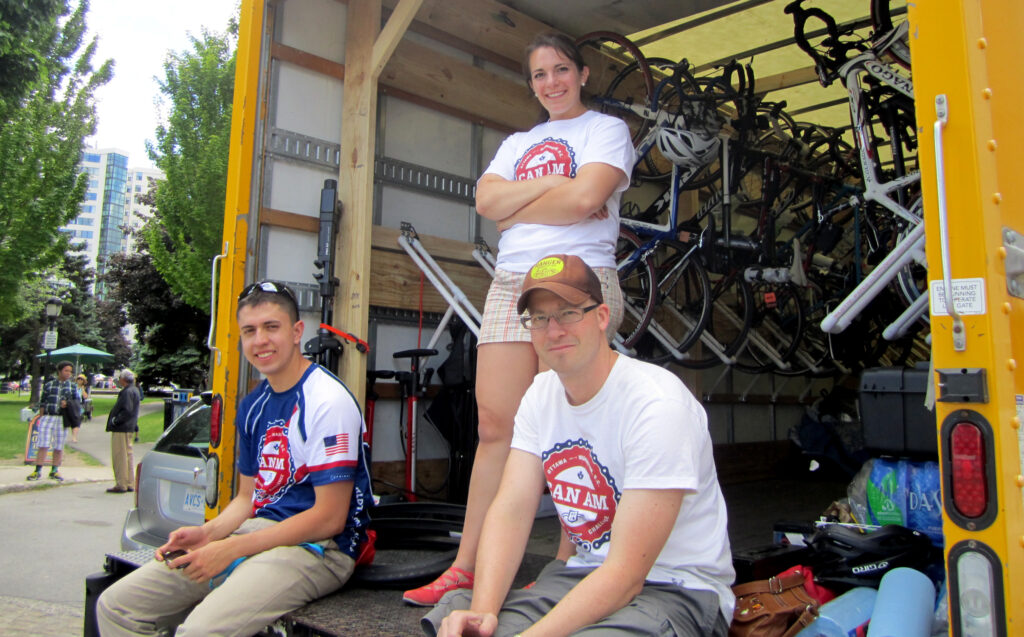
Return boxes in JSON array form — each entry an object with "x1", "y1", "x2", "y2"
[
  {"x1": 336, "y1": 0, "x2": 383, "y2": 403},
  {"x1": 372, "y1": 0, "x2": 422, "y2": 78},
  {"x1": 382, "y1": 38, "x2": 536, "y2": 132},
  {"x1": 259, "y1": 207, "x2": 319, "y2": 233},
  {"x1": 369, "y1": 225, "x2": 489, "y2": 313},
  {"x1": 751, "y1": 65, "x2": 821, "y2": 95},
  {"x1": 271, "y1": 41, "x2": 345, "y2": 80},
  {"x1": 382, "y1": 0, "x2": 556, "y2": 66}
]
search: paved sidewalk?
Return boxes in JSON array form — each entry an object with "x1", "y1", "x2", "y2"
[
  {"x1": 0, "y1": 596, "x2": 82, "y2": 637},
  {"x1": 0, "y1": 402, "x2": 162, "y2": 495}
]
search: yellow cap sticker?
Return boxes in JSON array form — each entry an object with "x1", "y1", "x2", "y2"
[{"x1": 530, "y1": 257, "x2": 564, "y2": 279}]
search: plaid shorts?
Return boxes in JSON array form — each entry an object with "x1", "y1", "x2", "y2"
[
  {"x1": 36, "y1": 414, "x2": 67, "y2": 451},
  {"x1": 478, "y1": 267, "x2": 624, "y2": 345}
]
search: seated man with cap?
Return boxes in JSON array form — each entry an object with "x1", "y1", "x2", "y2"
[{"x1": 424, "y1": 254, "x2": 735, "y2": 637}]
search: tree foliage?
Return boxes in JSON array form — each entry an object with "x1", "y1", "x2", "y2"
[
  {"x1": 102, "y1": 236, "x2": 209, "y2": 389},
  {"x1": 145, "y1": 25, "x2": 236, "y2": 310},
  {"x1": 0, "y1": 0, "x2": 112, "y2": 324},
  {"x1": 0, "y1": 254, "x2": 128, "y2": 402},
  {"x1": 0, "y1": 0, "x2": 64, "y2": 114}
]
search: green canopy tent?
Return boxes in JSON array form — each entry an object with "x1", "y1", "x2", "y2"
[{"x1": 37, "y1": 343, "x2": 114, "y2": 376}]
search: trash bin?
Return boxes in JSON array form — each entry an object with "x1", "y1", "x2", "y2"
[{"x1": 163, "y1": 389, "x2": 194, "y2": 430}]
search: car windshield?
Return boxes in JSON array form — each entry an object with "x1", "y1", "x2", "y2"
[{"x1": 154, "y1": 402, "x2": 210, "y2": 457}]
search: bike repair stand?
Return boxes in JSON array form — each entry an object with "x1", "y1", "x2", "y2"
[{"x1": 304, "y1": 178, "x2": 370, "y2": 371}]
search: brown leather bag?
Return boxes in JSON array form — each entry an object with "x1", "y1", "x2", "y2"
[{"x1": 728, "y1": 569, "x2": 819, "y2": 637}]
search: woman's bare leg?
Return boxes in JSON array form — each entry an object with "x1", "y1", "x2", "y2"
[{"x1": 451, "y1": 341, "x2": 538, "y2": 571}]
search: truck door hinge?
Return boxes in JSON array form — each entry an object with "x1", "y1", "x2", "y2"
[{"x1": 1003, "y1": 227, "x2": 1024, "y2": 299}]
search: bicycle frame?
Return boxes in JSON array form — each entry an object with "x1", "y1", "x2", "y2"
[{"x1": 839, "y1": 42, "x2": 920, "y2": 226}]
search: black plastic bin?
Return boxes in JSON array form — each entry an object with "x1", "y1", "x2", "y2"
[{"x1": 859, "y1": 365, "x2": 937, "y2": 457}]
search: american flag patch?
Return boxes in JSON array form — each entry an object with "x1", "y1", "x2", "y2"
[{"x1": 323, "y1": 434, "x2": 349, "y2": 456}]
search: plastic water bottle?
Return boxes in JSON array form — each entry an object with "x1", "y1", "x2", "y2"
[{"x1": 795, "y1": 587, "x2": 877, "y2": 637}]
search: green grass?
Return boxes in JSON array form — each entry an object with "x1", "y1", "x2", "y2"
[
  {"x1": 0, "y1": 392, "x2": 168, "y2": 461},
  {"x1": 0, "y1": 394, "x2": 35, "y2": 460},
  {"x1": 137, "y1": 409, "x2": 164, "y2": 442}
]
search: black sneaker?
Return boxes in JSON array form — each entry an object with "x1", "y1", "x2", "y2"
[{"x1": 48, "y1": 471, "x2": 64, "y2": 482}]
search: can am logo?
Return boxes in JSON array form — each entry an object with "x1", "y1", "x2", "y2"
[
  {"x1": 542, "y1": 439, "x2": 619, "y2": 552},
  {"x1": 514, "y1": 138, "x2": 577, "y2": 181},
  {"x1": 852, "y1": 561, "x2": 888, "y2": 575},
  {"x1": 254, "y1": 423, "x2": 295, "y2": 510}
]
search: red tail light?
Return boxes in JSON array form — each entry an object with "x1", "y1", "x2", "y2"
[
  {"x1": 950, "y1": 422, "x2": 987, "y2": 518},
  {"x1": 210, "y1": 394, "x2": 223, "y2": 448}
]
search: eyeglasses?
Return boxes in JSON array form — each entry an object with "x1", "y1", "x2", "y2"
[
  {"x1": 520, "y1": 304, "x2": 599, "y2": 330},
  {"x1": 238, "y1": 280, "x2": 299, "y2": 307}
]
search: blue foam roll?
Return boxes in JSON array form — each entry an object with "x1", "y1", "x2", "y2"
[{"x1": 867, "y1": 567, "x2": 936, "y2": 637}]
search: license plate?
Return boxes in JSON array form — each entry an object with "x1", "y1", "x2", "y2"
[{"x1": 182, "y1": 487, "x2": 205, "y2": 514}]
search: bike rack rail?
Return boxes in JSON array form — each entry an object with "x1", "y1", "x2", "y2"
[{"x1": 397, "y1": 222, "x2": 483, "y2": 342}]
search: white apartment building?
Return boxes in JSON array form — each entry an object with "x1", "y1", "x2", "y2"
[
  {"x1": 68, "y1": 149, "x2": 162, "y2": 294},
  {"x1": 124, "y1": 166, "x2": 163, "y2": 253}
]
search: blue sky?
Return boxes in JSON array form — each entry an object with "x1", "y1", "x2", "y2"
[{"x1": 85, "y1": 0, "x2": 240, "y2": 168}]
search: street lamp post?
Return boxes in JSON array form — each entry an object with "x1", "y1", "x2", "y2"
[{"x1": 42, "y1": 296, "x2": 63, "y2": 382}]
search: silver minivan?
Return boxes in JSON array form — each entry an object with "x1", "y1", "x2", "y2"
[{"x1": 120, "y1": 397, "x2": 213, "y2": 550}]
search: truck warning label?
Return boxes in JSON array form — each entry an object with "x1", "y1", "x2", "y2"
[{"x1": 929, "y1": 278, "x2": 986, "y2": 316}]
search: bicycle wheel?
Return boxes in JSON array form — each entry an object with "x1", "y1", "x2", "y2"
[
  {"x1": 606, "y1": 57, "x2": 678, "y2": 182},
  {"x1": 734, "y1": 282, "x2": 805, "y2": 374},
  {"x1": 628, "y1": 239, "x2": 712, "y2": 365},
  {"x1": 616, "y1": 228, "x2": 657, "y2": 350},
  {"x1": 678, "y1": 269, "x2": 754, "y2": 369},
  {"x1": 575, "y1": 31, "x2": 654, "y2": 145},
  {"x1": 775, "y1": 280, "x2": 841, "y2": 378},
  {"x1": 892, "y1": 197, "x2": 926, "y2": 307}
]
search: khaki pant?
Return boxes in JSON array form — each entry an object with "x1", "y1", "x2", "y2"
[
  {"x1": 96, "y1": 518, "x2": 356, "y2": 636},
  {"x1": 423, "y1": 560, "x2": 729, "y2": 637},
  {"x1": 111, "y1": 431, "x2": 134, "y2": 490}
]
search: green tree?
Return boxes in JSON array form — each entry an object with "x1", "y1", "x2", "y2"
[
  {"x1": 145, "y1": 24, "x2": 236, "y2": 310},
  {"x1": 0, "y1": 0, "x2": 63, "y2": 114},
  {"x1": 102, "y1": 237, "x2": 209, "y2": 390},
  {"x1": 0, "y1": 0, "x2": 112, "y2": 324},
  {"x1": 0, "y1": 253, "x2": 127, "y2": 403}
]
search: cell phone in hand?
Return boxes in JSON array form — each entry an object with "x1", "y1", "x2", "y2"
[{"x1": 162, "y1": 549, "x2": 187, "y2": 568}]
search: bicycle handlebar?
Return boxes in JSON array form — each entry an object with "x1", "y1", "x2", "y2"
[{"x1": 784, "y1": 0, "x2": 867, "y2": 85}]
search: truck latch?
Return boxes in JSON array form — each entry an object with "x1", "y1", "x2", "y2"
[{"x1": 1003, "y1": 227, "x2": 1024, "y2": 300}]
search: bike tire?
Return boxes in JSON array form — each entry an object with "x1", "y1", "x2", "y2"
[
  {"x1": 351, "y1": 546, "x2": 459, "y2": 587},
  {"x1": 678, "y1": 270, "x2": 754, "y2": 370},
  {"x1": 606, "y1": 57, "x2": 678, "y2": 182},
  {"x1": 575, "y1": 31, "x2": 654, "y2": 145},
  {"x1": 734, "y1": 282, "x2": 806, "y2": 374},
  {"x1": 649, "y1": 239, "x2": 713, "y2": 363},
  {"x1": 870, "y1": 0, "x2": 912, "y2": 69},
  {"x1": 774, "y1": 280, "x2": 841, "y2": 378},
  {"x1": 621, "y1": 239, "x2": 712, "y2": 365},
  {"x1": 616, "y1": 228, "x2": 658, "y2": 350}
]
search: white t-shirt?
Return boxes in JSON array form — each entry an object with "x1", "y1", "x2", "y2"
[
  {"x1": 512, "y1": 354, "x2": 736, "y2": 622},
  {"x1": 482, "y1": 110, "x2": 634, "y2": 272}
]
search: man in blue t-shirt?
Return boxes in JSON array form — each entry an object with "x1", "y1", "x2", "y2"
[{"x1": 98, "y1": 281, "x2": 373, "y2": 636}]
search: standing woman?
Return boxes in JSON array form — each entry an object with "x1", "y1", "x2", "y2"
[
  {"x1": 403, "y1": 32, "x2": 634, "y2": 606},
  {"x1": 70, "y1": 374, "x2": 90, "y2": 442}
]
